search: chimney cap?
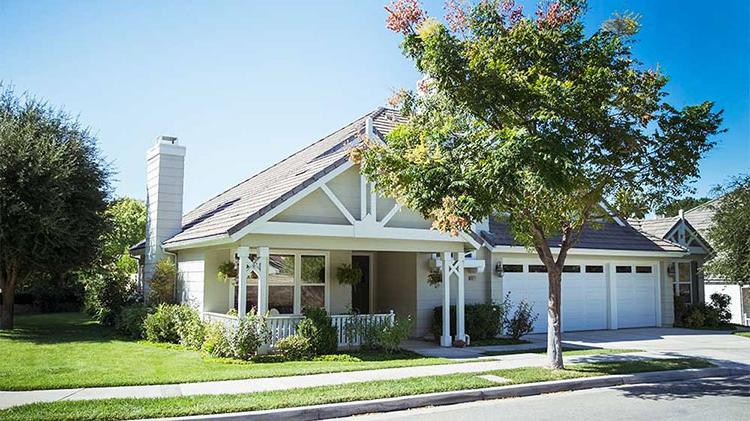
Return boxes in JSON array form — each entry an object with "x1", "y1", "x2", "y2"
[{"x1": 157, "y1": 135, "x2": 178, "y2": 145}]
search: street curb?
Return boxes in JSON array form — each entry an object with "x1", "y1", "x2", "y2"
[{"x1": 152, "y1": 367, "x2": 747, "y2": 421}]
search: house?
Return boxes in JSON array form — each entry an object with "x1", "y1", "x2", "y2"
[
  {"x1": 631, "y1": 201, "x2": 750, "y2": 326},
  {"x1": 131, "y1": 107, "x2": 692, "y2": 348}
]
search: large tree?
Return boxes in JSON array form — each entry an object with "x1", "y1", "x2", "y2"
[
  {"x1": 704, "y1": 175, "x2": 749, "y2": 285},
  {"x1": 361, "y1": 0, "x2": 723, "y2": 368},
  {"x1": 102, "y1": 197, "x2": 147, "y2": 275},
  {"x1": 0, "y1": 86, "x2": 111, "y2": 329}
]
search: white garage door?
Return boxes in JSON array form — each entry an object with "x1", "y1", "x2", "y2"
[
  {"x1": 562, "y1": 266, "x2": 608, "y2": 331},
  {"x1": 616, "y1": 265, "x2": 657, "y2": 328},
  {"x1": 502, "y1": 264, "x2": 608, "y2": 333},
  {"x1": 502, "y1": 265, "x2": 549, "y2": 333}
]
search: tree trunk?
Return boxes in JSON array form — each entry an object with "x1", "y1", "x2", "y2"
[
  {"x1": 546, "y1": 267, "x2": 564, "y2": 369},
  {"x1": 0, "y1": 268, "x2": 16, "y2": 330}
]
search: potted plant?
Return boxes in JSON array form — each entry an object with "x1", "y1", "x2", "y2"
[
  {"x1": 217, "y1": 261, "x2": 238, "y2": 282},
  {"x1": 336, "y1": 263, "x2": 363, "y2": 286},
  {"x1": 427, "y1": 268, "x2": 442, "y2": 287}
]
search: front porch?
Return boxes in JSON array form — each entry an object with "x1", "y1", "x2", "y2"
[{"x1": 191, "y1": 245, "x2": 478, "y2": 349}]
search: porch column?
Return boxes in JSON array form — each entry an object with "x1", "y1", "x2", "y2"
[
  {"x1": 456, "y1": 252, "x2": 466, "y2": 343},
  {"x1": 237, "y1": 246, "x2": 250, "y2": 316},
  {"x1": 441, "y1": 251, "x2": 452, "y2": 347},
  {"x1": 257, "y1": 246, "x2": 269, "y2": 315}
]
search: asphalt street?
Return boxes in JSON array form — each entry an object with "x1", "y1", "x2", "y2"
[{"x1": 335, "y1": 374, "x2": 750, "y2": 421}]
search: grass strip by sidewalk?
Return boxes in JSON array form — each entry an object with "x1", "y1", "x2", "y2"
[
  {"x1": 733, "y1": 331, "x2": 750, "y2": 338},
  {"x1": 0, "y1": 358, "x2": 712, "y2": 421},
  {"x1": 482, "y1": 347, "x2": 644, "y2": 357},
  {"x1": 0, "y1": 313, "x2": 453, "y2": 391}
]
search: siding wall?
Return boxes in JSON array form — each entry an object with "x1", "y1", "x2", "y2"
[
  {"x1": 375, "y1": 252, "x2": 417, "y2": 335},
  {"x1": 329, "y1": 250, "x2": 353, "y2": 314},
  {"x1": 177, "y1": 249, "x2": 205, "y2": 312}
]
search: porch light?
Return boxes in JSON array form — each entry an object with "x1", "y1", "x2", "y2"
[{"x1": 495, "y1": 262, "x2": 504, "y2": 277}]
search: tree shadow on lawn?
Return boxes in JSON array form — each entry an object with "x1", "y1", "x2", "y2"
[
  {"x1": 618, "y1": 374, "x2": 750, "y2": 401},
  {"x1": 0, "y1": 313, "x2": 120, "y2": 345}
]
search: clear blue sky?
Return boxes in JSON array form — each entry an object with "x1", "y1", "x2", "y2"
[{"x1": 1, "y1": 0, "x2": 748, "y2": 211}]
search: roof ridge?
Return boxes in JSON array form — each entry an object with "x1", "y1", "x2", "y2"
[
  {"x1": 684, "y1": 196, "x2": 721, "y2": 214},
  {"x1": 181, "y1": 107, "x2": 384, "y2": 223}
]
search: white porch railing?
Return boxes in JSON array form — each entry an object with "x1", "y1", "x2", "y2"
[{"x1": 203, "y1": 311, "x2": 396, "y2": 348}]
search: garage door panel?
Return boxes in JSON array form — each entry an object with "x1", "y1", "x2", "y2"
[
  {"x1": 562, "y1": 272, "x2": 608, "y2": 331},
  {"x1": 503, "y1": 273, "x2": 548, "y2": 333},
  {"x1": 616, "y1": 271, "x2": 657, "y2": 328}
]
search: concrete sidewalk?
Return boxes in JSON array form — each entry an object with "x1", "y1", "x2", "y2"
[{"x1": 0, "y1": 352, "x2": 660, "y2": 409}]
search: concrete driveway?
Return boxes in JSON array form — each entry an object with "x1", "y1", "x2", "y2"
[{"x1": 526, "y1": 328, "x2": 750, "y2": 369}]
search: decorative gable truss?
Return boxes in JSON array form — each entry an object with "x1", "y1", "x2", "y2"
[
  {"x1": 230, "y1": 162, "x2": 478, "y2": 247},
  {"x1": 664, "y1": 219, "x2": 711, "y2": 255}
]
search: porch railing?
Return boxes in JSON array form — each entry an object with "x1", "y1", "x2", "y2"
[{"x1": 203, "y1": 311, "x2": 396, "y2": 348}]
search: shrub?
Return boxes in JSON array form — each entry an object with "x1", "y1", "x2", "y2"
[
  {"x1": 275, "y1": 335, "x2": 314, "y2": 361},
  {"x1": 83, "y1": 268, "x2": 138, "y2": 326},
  {"x1": 431, "y1": 301, "x2": 509, "y2": 341},
  {"x1": 115, "y1": 304, "x2": 150, "y2": 339},
  {"x1": 710, "y1": 292, "x2": 732, "y2": 324},
  {"x1": 507, "y1": 298, "x2": 538, "y2": 340},
  {"x1": 376, "y1": 315, "x2": 413, "y2": 354},
  {"x1": 202, "y1": 322, "x2": 232, "y2": 358},
  {"x1": 148, "y1": 259, "x2": 176, "y2": 305},
  {"x1": 143, "y1": 304, "x2": 205, "y2": 348},
  {"x1": 230, "y1": 311, "x2": 270, "y2": 360},
  {"x1": 344, "y1": 313, "x2": 385, "y2": 350},
  {"x1": 298, "y1": 307, "x2": 338, "y2": 355}
]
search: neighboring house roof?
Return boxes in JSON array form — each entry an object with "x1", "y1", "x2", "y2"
[
  {"x1": 162, "y1": 107, "x2": 405, "y2": 246},
  {"x1": 683, "y1": 198, "x2": 720, "y2": 238},
  {"x1": 628, "y1": 198, "x2": 720, "y2": 249},
  {"x1": 482, "y1": 217, "x2": 686, "y2": 253}
]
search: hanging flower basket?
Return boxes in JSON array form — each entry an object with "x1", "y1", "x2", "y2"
[
  {"x1": 336, "y1": 263, "x2": 363, "y2": 286},
  {"x1": 217, "y1": 261, "x2": 238, "y2": 282},
  {"x1": 427, "y1": 268, "x2": 442, "y2": 288}
]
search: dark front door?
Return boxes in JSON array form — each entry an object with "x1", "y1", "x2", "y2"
[{"x1": 351, "y1": 255, "x2": 370, "y2": 314}]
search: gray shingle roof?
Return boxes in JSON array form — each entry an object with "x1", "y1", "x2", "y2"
[
  {"x1": 482, "y1": 217, "x2": 685, "y2": 253},
  {"x1": 162, "y1": 108, "x2": 405, "y2": 246},
  {"x1": 628, "y1": 197, "x2": 721, "y2": 244}
]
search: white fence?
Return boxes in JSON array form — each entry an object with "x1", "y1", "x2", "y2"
[{"x1": 203, "y1": 311, "x2": 396, "y2": 348}]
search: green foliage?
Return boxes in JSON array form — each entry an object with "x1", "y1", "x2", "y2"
[
  {"x1": 217, "y1": 261, "x2": 238, "y2": 282},
  {"x1": 274, "y1": 335, "x2": 314, "y2": 361},
  {"x1": 507, "y1": 299, "x2": 539, "y2": 340},
  {"x1": 679, "y1": 293, "x2": 732, "y2": 328},
  {"x1": 709, "y1": 292, "x2": 732, "y2": 324},
  {"x1": 143, "y1": 304, "x2": 204, "y2": 348},
  {"x1": 426, "y1": 268, "x2": 442, "y2": 287},
  {"x1": 335, "y1": 264, "x2": 363, "y2": 286},
  {"x1": 0, "y1": 84, "x2": 111, "y2": 329},
  {"x1": 230, "y1": 312, "x2": 270, "y2": 360},
  {"x1": 705, "y1": 175, "x2": 750, "y2": 285},
  {"x1": 201, "y1": 322, "x2": 232, "y2": 358},
  {"x1": 655, "y1": 196, "x2": 711, "y2": 217},
  {"x1": 298, "y1": 307, "x2": 338, "y2": 354},
  {"x1": 376, "y1": 316, "x2": 413, "y2": 354},
  {"x1": 148, "y1": 259, "x2": 177, "y2": 305},
  {"x1": 612, "y1": 187, "x2": 650, "y2": 219},
  {"x1": 431, "y1": 301, "x2": 509, "y2": 340},
  {"x1": 102, "y1": 198, "x2": 146, "y2": 274},
  {"x1": 83, "y1": 268, "x2": 136, "y2": 326},
  {"x1": 18, "y1": 272, "x2": 84, "y2": 313},
  {"x1": 115, "y1": 304, "x2": 150, "y2": 339}
]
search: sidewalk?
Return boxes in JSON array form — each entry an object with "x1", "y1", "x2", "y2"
[{"x1": 0, "y1": 352, "x2": 666, "y2": 409}]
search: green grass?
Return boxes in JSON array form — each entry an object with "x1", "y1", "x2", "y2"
[
  {"x1": 0, "y1": 358, "x2": 712, "y2": 421},
  {"x1": 733, "y1": 331, "x2": 750, "y2": 338},
  {"x1": 469, "y1": 337, "x2": 529, "y2": 347},
  {"x1": 482, "y1": 347, "x2": 644, "y2": 357},
  {"x1": 0, "y1": 313, "x2": 452, "y2": 391}
]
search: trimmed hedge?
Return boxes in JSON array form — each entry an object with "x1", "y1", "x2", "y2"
[{"x1": 431, "y1": 303, "x2": 505, "y2": 341}]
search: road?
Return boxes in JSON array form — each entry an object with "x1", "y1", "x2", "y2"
[{"x1": 334, "y1": 374, "x2": 750, "y2": 421}]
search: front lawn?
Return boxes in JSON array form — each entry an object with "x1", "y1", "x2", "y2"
[
  {"x1": 482, "y1": 347, "x2": 643, "y2": 357},
  {"x1": 0, "y1": 313, "x2": 452, "y2": 391},
  {"x1": 0, "y1": 358, "x2": 712, "y2": 421}
]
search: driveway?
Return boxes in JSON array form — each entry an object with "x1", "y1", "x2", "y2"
[{"x1": 527, "y1": 328, "x2": 750, "y2": 369}]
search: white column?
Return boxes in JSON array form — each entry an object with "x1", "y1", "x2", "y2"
[
  {"x1": 441, "y1": 251, "x2": 452, "y2": 347},
  {"x1": 655, "y1": 262, "x2": 663, "y2": 326},
  {"x1": 456, "y1": 252, "x2": 466, "y2": 343},
  {"x1": 608, "y1": 263, "x2": 618, "y2": 330},
  {"x1": 258, "y1": 246, "x2": 270, "y2": 315},
  {"x1": 237, "y1": 246, "x2": 249, "y2": 317}
]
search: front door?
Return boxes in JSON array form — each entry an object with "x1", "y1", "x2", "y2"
[{"x1": 351, "y1": 255, "x2": 370, "y2": 314}]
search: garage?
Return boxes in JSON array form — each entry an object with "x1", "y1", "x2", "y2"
[
  {"x1": 615, "y1": 264, "x2": 658, "y2": 328},
  {"x1": 502, "y1": 263, "x2": 608, "y2": 333}
]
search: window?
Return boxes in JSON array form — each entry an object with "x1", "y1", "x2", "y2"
[
  {"x1": 669, "y1": 261, "x2": 694, "y2": 304},
  {"x1": 635, "y1": 266, "x2": 652, "y2": 274},
  {"x1": 301, "y1": 255, "x2": 325, "y2": 311},
  {"x1": 502, "y1": 264, "x2": 524, "y2": 273},
  {"x1": 237, "y1": 251, "x2": 328, "y2": 315},
  {"x1": 616, "y1": 266, "x2": 632, "y2": 273},
  {"x1": 585, "y1": 265, "x2": 604, "y2": 273},
  {"x1": 528, "y1": 265, "x2": 547, "y2": 273},
  {"x1": 562, "y1": 265, "x2": 581, "y2": 273}
]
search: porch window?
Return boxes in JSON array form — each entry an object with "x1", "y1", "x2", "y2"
[
  {"x1": 669, "y1": 261, "x2": 694, "y2": 304},
  {"x1": 237, "y1": 251, "x2": 328, "y2": 315}
]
